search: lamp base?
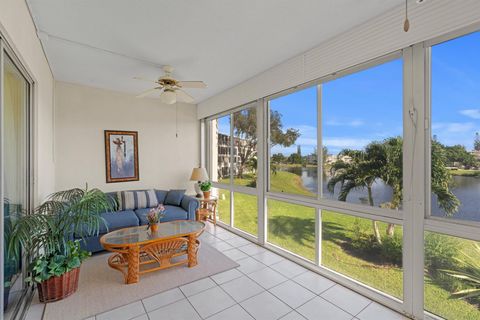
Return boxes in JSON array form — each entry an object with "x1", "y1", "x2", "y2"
[{"x1": 194, "y1": 181, "x2": 203, "y2": 198}]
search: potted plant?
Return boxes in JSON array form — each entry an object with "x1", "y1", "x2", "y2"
[
  {"x1": 146, "y1": 204, "x2": 166, "y2": 232},
  {"x1": 8, "y1": 186, "x2": 112, "y2": 303},
  {"x1": 199, "y1": 181, "x2": 212, "y2": 198}
]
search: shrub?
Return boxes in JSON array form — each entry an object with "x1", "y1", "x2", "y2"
[
  {"x1": 425, "y1": 232, "x2": 460, "y2": 274},
  {"x1": 380, "y1": 233, "x2": 402, "y2": 266}
]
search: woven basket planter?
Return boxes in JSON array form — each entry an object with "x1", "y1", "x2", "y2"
[{"x1": 37, "y1": 267, "x2": 80, "y2": 303}]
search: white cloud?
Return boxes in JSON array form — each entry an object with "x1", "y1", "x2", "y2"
[
  {"x1": 325, "y1": 119, "x2": 365, "y2": 127},
  {"x1": 432, "y1": 122, "x2": 475, "y2": 133},
  {"x1": 460, "y1": 109, "x2": 480, "y2": 119},
  {"x1": 323, "y1": 137, "x2": 371, "y2": 149}
]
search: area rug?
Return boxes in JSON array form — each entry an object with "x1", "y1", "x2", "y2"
[{"x1": 43, "y1": 243, "x2": 239, "y2": 320}]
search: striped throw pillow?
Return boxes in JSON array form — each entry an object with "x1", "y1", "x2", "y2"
[{"x1": 117, "y1": 190, "x2": 159, "y2": 211}]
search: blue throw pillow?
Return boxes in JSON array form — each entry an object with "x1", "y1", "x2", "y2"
[{"x1": 164, "y1": 189, "x2": 186, "y2": 206}]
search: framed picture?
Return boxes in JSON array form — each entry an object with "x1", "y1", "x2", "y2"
[{"x1": 104, "y1": 130, "x2": 139, "y2": 183}]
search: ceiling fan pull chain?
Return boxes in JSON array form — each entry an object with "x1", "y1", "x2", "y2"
[{"x1": 404, "y1": 0, "x2": 410, "y2": 32}]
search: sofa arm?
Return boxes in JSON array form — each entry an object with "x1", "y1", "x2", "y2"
[{"x1": 181, "y1": 195, "x2": 199, "y2": 220}]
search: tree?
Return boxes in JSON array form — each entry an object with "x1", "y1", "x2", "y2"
[
  {"x1": 431, "y1": 141, "x2": 460, "y2": 214},
  {"x1": 475, "y1": 132, "x2": 480, "y2": 151},
  {"x1": 442, "y1": 144, "x2": 477, "y2": 168},
  {"x1": 328, "y1": 137, "x2": 460, "y2": 243},
  {"x1": 287, "y1": 153, "x2": 302, "y2": 164},
  {"x1": 327, "y1": 148, "x2": 384, "y2": 243},
  {"x1": 271, "y1": 153, "x2": 286, "y2": 164},
  {"x1": 233, "y1": 109, "x2": 300, "y2": 177}
]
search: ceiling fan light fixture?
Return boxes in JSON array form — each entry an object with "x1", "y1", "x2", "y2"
[{"x1": 161, "y1": 90, "x2": 176, "y2": 104}]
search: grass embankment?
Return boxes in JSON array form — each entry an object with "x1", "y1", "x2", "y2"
[
  {"x1": 215, "y1": 170, "x2": 480, "y2": 319},
  {"x1": 448, "y1": 169, "x2": 480, "y2": 177}
]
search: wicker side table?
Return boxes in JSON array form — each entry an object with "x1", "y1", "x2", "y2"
[{"x1": 197, "y1": 196, "x2": 218, "y2": 225}]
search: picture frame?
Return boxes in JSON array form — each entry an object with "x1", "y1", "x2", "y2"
[{"x1": 104, "y1": 130, "x2": 139, "y2": 183}]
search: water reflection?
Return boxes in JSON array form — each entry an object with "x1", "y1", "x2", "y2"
[{"x1": 280, "y1": 167, "x2": 480, "y2": 221}]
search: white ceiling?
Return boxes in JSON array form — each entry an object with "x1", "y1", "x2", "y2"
[{"x1": 26, "y1": 0, "x2": 403, "y2": 103}]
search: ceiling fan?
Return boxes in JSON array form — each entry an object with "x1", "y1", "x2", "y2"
[{"x1": 134, "y1": 65, "x2": 207, "y2": 104}]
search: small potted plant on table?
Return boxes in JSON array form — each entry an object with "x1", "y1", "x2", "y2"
[
  {"x1": 199, "y1": 181, "x2": 212, "y2": 199},
  {"x1": 147, "y1": 204, "x2": 166, "y2": 232},
  {"x1": 8, "y1": 186, "x2": 112, "y2": 303}
]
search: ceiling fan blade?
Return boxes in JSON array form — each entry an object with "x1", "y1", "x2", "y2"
[
  {"x1": 178, "y1": 81, "x2": 207, "y2": 89},
  {"x1": 176, "y1": 89, "x2": 195, "y2": 103},
  {"x1": 133, "y1": 76, "x2": 158, "y2": 83},
  {"x1": 136, "y1": 87, "x2": 161, "y2": 98}
]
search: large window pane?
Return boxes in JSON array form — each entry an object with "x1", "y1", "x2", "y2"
[
  {"x1": 233, "y1": 107, "x2": 257, "y2": 187},
  {"x1": 211, "y1": 115, "x2": 231, "y2": 184},
  {"x1": 267, "y1": 199, "x2": 315, "y2": 261},
  {"x1": 233, "y1": 193, "x2": 257, "y2": 236},
  {"x1": 322, "y1": 59, "x2": 403, "y2": 212},
  {"x1": 213, "y1": 188, "x2": 230, "y2": 225},
  {"x1": 3, "y1": 54, "x2": 29, "y2": 317},
  {"x1": 269, "y1": 86, "x2": 317, "y2": 197},
  {"x1": 430, "y1": 31, "x2": 480, "y2": 222},
  {"x1": 322, "y1": 211, "x2": 403, "y2": 299},
  {"x1": 424, "y1": 232, "x2": 480, "y2": 320}
]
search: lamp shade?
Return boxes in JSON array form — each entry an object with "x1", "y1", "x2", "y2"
[{"x1": 190, "y1": 167, "x2": 209, "y2": 181}]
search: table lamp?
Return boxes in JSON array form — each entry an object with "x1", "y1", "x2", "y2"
[{"x1": 190, "y1": 167, "x2": 209, "y2": 198}]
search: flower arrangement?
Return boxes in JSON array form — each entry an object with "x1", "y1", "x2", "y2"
[{"x1": 147, "y1": 204, "x2": 166, "y2": 226}]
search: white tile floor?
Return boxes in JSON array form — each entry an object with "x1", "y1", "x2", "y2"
[{"x1": 25, "y1": 222, "x2": 409, "y2": 320}]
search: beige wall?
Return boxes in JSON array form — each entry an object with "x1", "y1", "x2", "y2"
[
  {"x1": 0, "y1": 0, "x2": 55, "y2": 203},
  {"x1": 54, "y1": 81, "x2": 200, "y2": 193}
]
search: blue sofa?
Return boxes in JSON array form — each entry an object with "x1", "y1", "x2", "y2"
[{"x1": 77, "y1": 189, "x2": 199, "y2": 253}]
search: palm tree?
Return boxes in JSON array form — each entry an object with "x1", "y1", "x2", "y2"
[
  {"x1": 327, "y1": 148, "x2": 384, "y2": 243},
  {"x1": 328, "y1": 137, "x2": 460, "y2": 242},
  {"x1": 441, "y1": 243, "x2": 480, "y2": 302}
]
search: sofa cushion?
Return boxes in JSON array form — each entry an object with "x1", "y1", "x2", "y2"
[
  {"x1": 99, "y1": 210, "x2": 139, "y2": 233},
  {"x1": 75, "y1": 210, "x2": 139, "y2": 237},
  {"x1": 117, "y1": 191, "x2": 136, "y2": 210},
  {"x1": 135, "y1": 205, "x2": 188, "y2": 225},
  {"x1": 164, "y1": 189, "x2": 186, "y2": 206},
  {"x1": 117, "y1": 190, "x2": 159, "y2": 210},
  {"x1": 155, "y1": 190, "x2": 168, "y2": 204}
]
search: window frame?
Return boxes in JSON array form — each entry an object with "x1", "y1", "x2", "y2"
[
  {"x1": 264, "y1": 51, "x2": 405, "y2": 223},
  {"x1": 203, "y1": 23, "x2": 480, "y2": 320},
  {"x1": 425, "y1": 26, "x2": 480, "y2": 234},
  {"x1": 0, "y1": 33, "x2": 36, "y2": 320}
]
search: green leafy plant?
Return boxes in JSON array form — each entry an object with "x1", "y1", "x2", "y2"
[
  {"x1": 441, "y1": 244, "x2": 480, "y2": 302},
  {"x1": 425, "y1": 232, "x2": 459, "y2": 273},
  {"x1": 8, "y1": 186, "x2": 113, "y2": 284},
  {"x1": 26, "y1": 240, "x2": 89, "y2": 284},
  {"x1": 199, "y1": 181, "x2": 212, "y2": 192}
]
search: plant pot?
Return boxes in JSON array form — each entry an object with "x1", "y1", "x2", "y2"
[
  {"x1": 37, "y1": 267, "x2": 80, "y2": 303},
  {"x1": 150, "y1": 223, "x2": 159, "y2": 232},
  {"x1": 203, "y1": 191, "x2": 211, "y2": 199}
]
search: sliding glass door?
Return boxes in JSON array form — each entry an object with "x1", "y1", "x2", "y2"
[{"x1": 1, "y1": 43, "x2": 33, "y2": 320}]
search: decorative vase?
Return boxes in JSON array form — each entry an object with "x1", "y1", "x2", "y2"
[
  {"x1": 150, "y1": 223, "x2": 159, "y2": 232},
  {"x1": 37, "y1": 267, "x2": 80, "y2": 303},
  {"x1": 203, "y1": 191, "x2": 211, "y2": 199}
]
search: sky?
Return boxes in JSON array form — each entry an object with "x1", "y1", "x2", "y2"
[
  {"x1": 269, "y1": 30, "x2": 480, "y2": 156},
  {"x1": 217, "y1": 31, "x2": 480, "y2": 156}
]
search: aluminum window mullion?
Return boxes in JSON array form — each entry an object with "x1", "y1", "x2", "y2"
[
  {"x1": 408, "y1": 43, "x2": 428, "y2": 319},
  {"x1": 0, "y1": 39, "x2": 5, "y2": 320},
  {"x1": 257, "y1": 99, "x2": 266, "y2": 245},
  {"x1": 316, "y1": 83, "x2": 322, "y2": 266}
]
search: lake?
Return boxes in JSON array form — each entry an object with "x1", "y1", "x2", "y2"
[{"x1": 280, "y1": 166, "x2": 480, "y2": 222}]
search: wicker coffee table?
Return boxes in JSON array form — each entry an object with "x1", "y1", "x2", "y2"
[{"x1": 100, "y1": 220, "x2": 205, "y2": 284}]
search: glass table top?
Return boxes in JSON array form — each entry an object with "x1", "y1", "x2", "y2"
[{"x1": 101, "y1": 220, "x2": 205, "y2": 245}]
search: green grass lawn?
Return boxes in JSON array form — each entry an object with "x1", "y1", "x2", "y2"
[
  {"x1": 214, "y1": 171, "x2": 480, "y2": 319},
  {"x1": 448, "y1": 169, "x2": 480, "y2": 177}
]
